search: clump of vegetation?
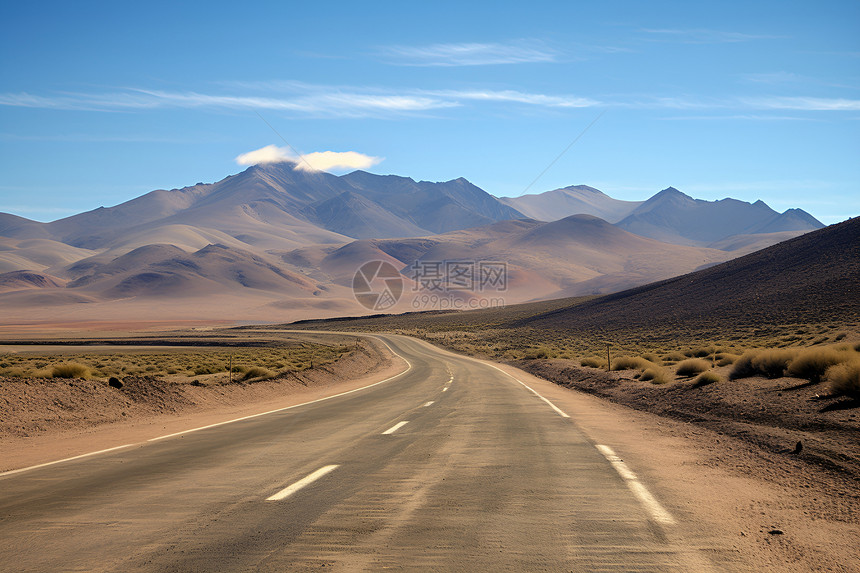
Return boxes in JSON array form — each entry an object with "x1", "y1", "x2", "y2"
[
  {"x1": 661, "y1": 352, "x2": 686, "y2": 364},
  {"x1": 729, "y1": 351, "x2": 759, "y2": 380},
  {"x1": 752, "y1": 349, "x2": 798, "y2": 378},
  {"x1": 51, "y1": 362, "x2": 91, "y2": 379},
  {"x1": 826, "y1": 359, "x2": 860, "y2": 396},
  {"x1": 611, "y1": 356, "x2": 653, "y2": 371},
  {"x1": 580, "y1": 356, "x2": 606, "y2": 369},
  {"x1": 693, "y1": 371, "x2": 721, "y2": 385},
  {"x1": 242, "y1": 366, "x2": 276, "y2": 381},
  {"x1": 675, "y1": 358, "x2": 710, "y2": 377},
  {"x1": 786, "y1": 347, "x2": 853, "y2": 383},
  {"x1": 1, "y1": 366, "x2": 26, "y2": 377},
  {"x1": 716, "y1": 353, "x2": 738, "y2": 367},
  {"x1": 640, "y1": 367, "x2": 670, "y2": 384},
  {"x1": 524, "y1": 346, "x2": 556, "y2": 359},
  {"x1": 731, "y1": 349, "x2": 799, "y2": 379}
]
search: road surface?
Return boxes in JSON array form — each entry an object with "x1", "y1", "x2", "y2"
[{"x1": 0, "y1": 334, "x2": 733, "y2": 571}]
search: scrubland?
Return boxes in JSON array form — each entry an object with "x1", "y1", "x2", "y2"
[{"x1": 0, "y1": 342, "x2": 352, "y2": 384}]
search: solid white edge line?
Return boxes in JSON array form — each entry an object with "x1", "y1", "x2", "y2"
[
  {"x1": 382, "y1": 421, "x2": 409, "y2": 435},
  {"x1": 148, "y1": 338, "x2": 413, "y2": 442},
  {"x1": 470, "y1": 354, "x2": 674, "y2": 526},
  {"x1": 480, "y1": 362, "x2": 570, "y2": 418},
  {"x1": 266, "y1": 464, "x2": 339, "y2": 501},
  {"x1": 595, "y1": 444, "x2": 676, "y2": 525},
  {"x1": 0, "y1": 444, "x2": 134, "y2": 478}
]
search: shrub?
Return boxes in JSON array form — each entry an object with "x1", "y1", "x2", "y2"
[
  {"x1": 1, "y1": 367, "x2": 26, "y2": 377},
  {"x1": 51, "y1": 362, "x2": 91, "y2": 379},
  {"x1": 524, "y1": 346, "x2": 555, "y2": 359},
  {"x1": 716, "y1": 353, "x2": 738, "y2": 367},
  {"x1": 611, "y1": 356, "x2": 652, "y2": 371},
  {"x1": 580, "y1": 356, "x2": 606, "y2": 369},
  {"x1": 641, "y1": 367, "x2": 670, "y2": 384},
  {"x1": 693, "y1": 371, "x2": 721, "y2": 385},
  {"x1": 786, "y1": 348, "x2": 852, "y2": 383},
  {"x1": 751, "y1": 349, "x2": 797, "y2": 378},
  {"x1": 676, "y1": 359, "x2": 710, "y2": 377},
  {"x1": 661, "y1": 352, "x2": 686, "y2": 364},
  {"x1": 729, "y1": 351, "x2": 759, "y2": 380},
  {"x1": 242, "y1": 366, "x2": 275, "y2": 381},
  {"x1": 826, "y1": 359, "x2": 860, "y2": 396}
]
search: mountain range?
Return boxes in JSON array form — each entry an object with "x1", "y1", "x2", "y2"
[{"x1": 0, "y1": 161, "x2": 825, "y2": 324}]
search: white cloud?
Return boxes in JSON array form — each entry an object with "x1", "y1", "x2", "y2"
[
  {"x1": 380, "y1": 41, "x2": 556, "y2": 66},
  {"x1": 298, "y1": 150, "x2": 384, "y2": 172},
  {"x1": 744, "y1": 96, "x2": 860, "y2": 111},
  {"x1": 432, "y1": 89, "x2": 599, "y2": 108},
  {"x1": 641, "y1": 28, "x2": 782, "y2": 44},
  {"x1": 235, "y1": 145, "x2": 383, "y2": 172}
]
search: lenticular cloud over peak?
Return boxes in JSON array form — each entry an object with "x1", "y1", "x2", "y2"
[{"x1": 235, "y1": 145, "x2": 383, "y2": 172}]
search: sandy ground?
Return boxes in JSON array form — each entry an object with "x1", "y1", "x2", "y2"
[{"x1": 0, "y1": 336, "x2": 405, "y2": 472}]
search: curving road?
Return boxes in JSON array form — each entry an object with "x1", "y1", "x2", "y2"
[{"x1": 0, "y1": 334, "x2": 727, "y2": 571}]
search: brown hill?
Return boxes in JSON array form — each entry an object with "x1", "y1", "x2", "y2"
[
  {"x1": 498, "y1": 185, "x2": 642, "y2": 223},
  {"x1": 0, "y1": 270, "x2": 66, "y2": 292},
  {"x1": 510, "y1": 217, "x2": 859, "y2": 337}
]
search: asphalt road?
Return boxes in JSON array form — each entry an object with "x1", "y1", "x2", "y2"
[{"x1": 0, "y1": 334, "x2": 725, "y2": 572}]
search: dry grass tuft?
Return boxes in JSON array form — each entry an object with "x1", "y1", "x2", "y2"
[
  {"x1": 729, "y1": 351, "x2": 759, "y2": 380},
  {"x1": 242, "y1": 366, "x2": 276, "y2": 381},
  {"x1": 826, "y1": 359, "x2": 860, "y2": 396},
  {"x1": 716, "y1": 353, "x2": 738, "y2": 366},
  {"x1": 580, "y1": 356, "x2": 606, "y2": 369},
  {"x1": 611, "y1": 356, "x2": 652, "y2": 371},
  {"x1": 693, "y1": 371, "x2": 721, "y2": 385},
  {"x1": 676, "y1": 358, "x2": 710, "y2": 377},
  {"x1": 751, "y1": 349, "x2": 798, "y2": 378},
  {"x1": 640, "y1": 367, "x2": 671, "y2": 384},
  {"x1": 786, "y1": 347, "x2": 854, "y2": 383},
  {"x1": 51, "y1": 362, "x2": 91, "y2": 379}
]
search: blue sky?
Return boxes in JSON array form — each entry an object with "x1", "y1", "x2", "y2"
[{"x1": 1, "y1": 0, "x2": 858, "y2": 224}]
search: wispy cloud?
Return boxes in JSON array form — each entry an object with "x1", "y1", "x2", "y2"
[
  {"x1": 379, "y1": 41, "x2": 557, "y2": 66},
  {"x1": 428, "y1": 89, "x2": 599, "y2": 108},
  {"x1": 641, "y1": 28, "x2": 782, "y2": 44},
  {"x1": 0, "y1": 84, "x2": 599, "y2": 117},
  {"x1": 658, "y1": 114, "x2": 810, "y2": 121},
  {"x1": 743, "y1": 96, "x2": 860, "y2": 111},
  {"x1": 0, "y1": 88, "x2": 456, "y2": 117},
  {"x1": 235, "y1": 145, "x2": 383, "y2": 172}
]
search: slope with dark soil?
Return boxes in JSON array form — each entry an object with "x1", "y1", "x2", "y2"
[{"x1": 513, "y1": 217, "x2": 859, "y2": 340}]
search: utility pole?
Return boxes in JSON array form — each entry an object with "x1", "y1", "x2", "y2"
[
  {"x1": 229, "y1": 355, "x2": 233, "y2": 383},
  {"x1": 606, "y1": 343, "x2": 611, "y2": 372}
]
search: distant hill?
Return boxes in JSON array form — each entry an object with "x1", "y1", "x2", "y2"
[
  {"x1": 512, "y1": 217, "x2": 859, "y2": 336},
  {"x1": 498, "y1": 185, "x2": 642, "y2": 223},
  {"x1": 498, "y1": 185, "x2": 823, "y2": 250},
  {"x1": 0, "y1": 163, "x2": 524, "y2": 250},
  {"x1": 615, "y1": 187, "x2": 824, "y2": 247},
  {"x1": 0, "y1": 163, "x2": 834, "y2": 324}
]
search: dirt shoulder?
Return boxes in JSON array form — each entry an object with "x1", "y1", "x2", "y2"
[
  {"x1": 482, "y1": 358, "x2": 860, "y2": 573},
  {"x1": 0, "y1": 335, "x2": 405, "y2": 472}
]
